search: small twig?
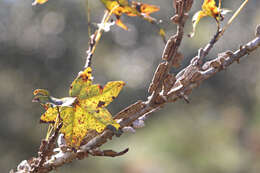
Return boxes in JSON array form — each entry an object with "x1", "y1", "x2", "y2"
[
  {"x1": 197, "y1": 28, "x2": 222, "y2": 65},
  {"x1": 84, "y1": 5, "x2": 119, "y2": 68},
  {"x1": 86, "y1": 0, "x2": 91, "y2": 38},
  {"x1": 221, "y1": 0, "x2": 249, "y2": 35},
  {"x1": 32, "y1": 122, "x2": 63, "y2": 173}
]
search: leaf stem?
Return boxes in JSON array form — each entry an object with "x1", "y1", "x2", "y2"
[
  {"x1": 221, "y1": 0, "x2": 249, "y2": 34},
  {"x1": 86, "y1": 0, "x2": 91, "y2": 38},
  {"x1": 84, "y1": 5, "x2": 119, "y2": 68}
]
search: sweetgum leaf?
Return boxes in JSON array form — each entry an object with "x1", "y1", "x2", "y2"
[
  {"x1": 78, "y1": 81, "x2": 126, "y2": 110},
  {"x1": 40, "y1": 105, "x2": 119, "y2": 147},
  {"x1": 69, "y1": 67, "x2": 93, "y2": 98},
  {"x1": 36, "y1": 67, "x2": 124, "y2": 148}
]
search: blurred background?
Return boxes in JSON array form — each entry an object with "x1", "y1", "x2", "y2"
[{"x1": 0, "y1": 0, "x2": 260, "y2": 172}]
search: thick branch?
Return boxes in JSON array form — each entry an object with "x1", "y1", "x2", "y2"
[
  {"x1": 29, "y1": 26, "x2": 260, "y2": 173},
  {"x1": 12, "y1": 0, "x2": 259, "y2": 172}
]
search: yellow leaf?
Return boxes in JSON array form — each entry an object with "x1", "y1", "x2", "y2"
[
  {"x1": 131, "y1": 1, "x2": 160, "y2": 15},
  {"x1": 189, "y1": 11, "x2": 207, "y2": 38},
  {"x1": 159, "y1": 28, "x2": 167, "y2": 44},
  {"x1": 37, "y1": 67, "x2": 124, "y2": 148},
  {"x1": 116, "y1": 19, "x2": 129, "y2": 30},
  {"x1": 202, "y1": 0, "x2": 219, "y2": 19},
  {"x1": 69, "y1": 67, "x2": 93, "y2": 98},
  {"x1": 32, "y1": 0, "x2": 48, "y2": 6},
  {"x1": 100, "y1": 0, "x2": 166, "y2": 42},
  {"x1": 79, "y1": 81, "x2": 125, "y2": 110},
  {"x1": 33, "y1": 89, "x2": 50, "y2": 96},
  {"x1": 189, "y1": 0, "x2": 231, "y2": 37},
  {"x1": 100, "y1": 0, "x2": 160, "y2": 30}
]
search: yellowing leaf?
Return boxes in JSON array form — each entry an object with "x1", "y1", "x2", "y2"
[
  {"x1": 40, "y1": 105, "x2": 119, "y2": 147},
  {"x1": 116, "y1": 19, "x2": 129, "y2": 30},
  {"x1": 202, "y1": 0, "x2": 219, "y2": 17},
  {"x1": 117, "y1": 0, "x2": 130, "y2": 6},
  {"x1": 159, "y1": 28, "x2": 167, "y2": 44},
  {"x1": 78, "y1": 81, "x2": 125, "y2": 110},
  {"x1": 189, "y1": 0, "x2": 231, "y2": 37},
  {"x1": 35, "y1": 67, "x2": 125, "y2": 148},
  {"x1": 33, "y1": 89, "x2": 50, "y2": 96},
  {"x1": 100, "y1": 0, "x2": 166, "y2": 43},
  {"x1": 32, "y1": 0, "x2": 48, "y2": 6},
  {"x1": 69, "y1": 68, "x2": 125, "y2": 105},
  {"x1": 189, "y1": 11, "x2": 207, "y2": 38},
  {"x1": 100, "y1": 0, "x2": 160, "y2": 30},
  {"x1": 131, "y1": 1, "x2": 160, "y2": 15},
  {"x1": 69, "y1": 67, "x2": 93, "y2": 98}
]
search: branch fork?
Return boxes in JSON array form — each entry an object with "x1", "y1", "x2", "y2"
[{"x1": 12, "y1": 1, "x2": 260, "y2": 173}]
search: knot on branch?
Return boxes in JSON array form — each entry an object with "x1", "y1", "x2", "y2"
[
  {"x1": 171, "y1": 14, "x2": 189, "y2": 25},
  {"x1": 172, "y1": 0, "x2": 193, "y2": 25}
]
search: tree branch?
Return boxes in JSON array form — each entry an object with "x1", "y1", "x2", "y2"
[
  {"x1": 11, "y1": 0, "x2": 260, "y2": 172},
  {"x1": 34, "y1": 24, "x2": 260, "y2": 173}
]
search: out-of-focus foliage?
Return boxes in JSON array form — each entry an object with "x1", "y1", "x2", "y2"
[
  {"x1": 100, "y1": 0, "x2": 160, "y2": 30},
  {"x1": 0, "y1": 0, "x2": 260, "y2": 173},
  {"x1": 33, "y1": 67, "x2": 124, "y2": 148},
  {"x1": 189, "y1": 0, "x2": 231, "y2": 37},
  {"x1": 32, "y1": 0, "x2": 48, "y2": 6},
  {"x1": 100, "y1": 0, "x2": 166, "y2": 42}
]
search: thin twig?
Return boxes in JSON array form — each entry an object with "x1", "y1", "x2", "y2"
[
  {"x1": 220, "y1": 0, "x2": 249, "y2": 37},
  {"x1": 86, "y1": 0, "x2": 91, "y2": 38},
  {"x1": 31, "y1": 122, "x2": 63, "y2": 173},
  {"x1": 84, "y1": 5, "x2": 119, "y2": 68}
]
